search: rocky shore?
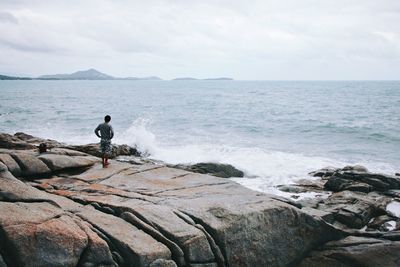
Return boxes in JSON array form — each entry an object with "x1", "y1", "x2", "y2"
[{"x1": 0, "y1": 132, "x2": 399, "y2": 266}]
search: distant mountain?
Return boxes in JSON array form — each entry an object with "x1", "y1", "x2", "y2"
[
  {"x1": 39, "y1": 69, "x2": 114, "y2": 80},
  {"x1": 0, "y1": 74, "x2": 32, "y2": 80}
]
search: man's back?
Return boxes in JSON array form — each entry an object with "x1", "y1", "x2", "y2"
[{"x1": 95, "y1": 122, "x2": 114, "y2": 140}]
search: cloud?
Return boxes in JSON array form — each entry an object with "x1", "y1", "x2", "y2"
[
  {"x1": 0, "y1": 0, "x2": 399, "y2": 79},
  {"x1": 0, "y1": 11, "x2": 18, "y2": 24}
]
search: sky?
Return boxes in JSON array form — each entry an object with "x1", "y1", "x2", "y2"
[{"x1": 0, "y1": 0, "x2": 399, "y2": 80}]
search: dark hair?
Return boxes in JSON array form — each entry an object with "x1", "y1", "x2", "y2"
[{"x1": 104, "y1": 115, "x2": 111, "y2": 122}]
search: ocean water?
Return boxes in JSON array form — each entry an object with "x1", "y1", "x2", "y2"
[{"x1": 0, "y1": 80, "x2": 399, "y2": 192}]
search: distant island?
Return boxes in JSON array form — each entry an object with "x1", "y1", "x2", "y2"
[
  {"x1": 173, "y1": 77, "x2": 234, "y2": 81},
  {"x1": 37, "y1": 69, "x2": 163, "y2": 80},
  {"x1": 38, "y1": 69, "x2": 115, "y2": 80},
  {"x1": 0, "y1": 74, "x2": 32, "y2": 80},
  {"x1": 0, "y1": 68, "x2": 233, "y2": 81}
]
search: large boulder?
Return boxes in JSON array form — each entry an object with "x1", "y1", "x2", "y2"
[
  {"x1": 10, "y1": 152, "x2": 51, "y2": 177},
  {"x1": 0, "y1": 202, "x2": 88, "y2": 267},
  {"x1": 321, "y1": 165, "x2": 400, "y2": 192},
  {"x1": 0, "y1": 153, "x2": 21, "y2": 176},
  {"x1": 0, "y1": 132, "x2": 63, "y2": 151},
  {"x1": 173, "y1": 162, "x2": 244, "y2": 178},
  {"x1": 38, "y1": 154, "x2": 98, "y2": 171},
  {"x1": 0, "y1": 133, "x2": 36, "y2": 150},
  {"x1": 324, "y1": 176, "x2": 373, "y2": 193}
]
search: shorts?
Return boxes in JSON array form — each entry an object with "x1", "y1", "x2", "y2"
[{"x1": 100, "y1": 139, "x2": 112, "y2": 156}]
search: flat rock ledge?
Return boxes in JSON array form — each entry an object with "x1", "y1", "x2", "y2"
[{"x1": 0, "y1": 133, "x2": 397, "y2": 267}]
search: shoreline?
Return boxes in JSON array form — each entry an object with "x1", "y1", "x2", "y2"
[{"x1": 0, "y1": 132, "x2": 399, "y2": 266}]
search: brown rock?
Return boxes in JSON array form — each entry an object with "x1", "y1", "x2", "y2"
[
  {"x1": 0, "y1": 133, "x2": 36, "y2": 150},
  {"x1": 0, "y1": 202, "x2": 88, "y2": 267},
  {"x1": 76, "y1": 207, "x2": 173, "y2": 267},
  {"x1": 74, "y1": 220, "x2": 117, "y2": 267}
]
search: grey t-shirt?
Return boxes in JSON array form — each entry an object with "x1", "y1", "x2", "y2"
[{"x1": 95, "y1": 122, "x2": 114, "y2": 140}]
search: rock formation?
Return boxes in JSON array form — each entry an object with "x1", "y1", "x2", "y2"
[
  {"x1": 1, "y1": 132, "x2": 399, "y2": 266},
  {"x1": 279, "y1": 166, "x2": 400, "y2": 266}
]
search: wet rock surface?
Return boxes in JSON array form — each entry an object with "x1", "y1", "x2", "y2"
[
  {"x1": 279, "y1": 165, "x2": 400, "y2": 266},
  {"x1": 172, "y1": 163, "x2": 244, "y2": 178}
]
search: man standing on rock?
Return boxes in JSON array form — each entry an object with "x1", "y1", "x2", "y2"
[{"x1": 95, "y1": 115, "x2": 114, "y2": 167}]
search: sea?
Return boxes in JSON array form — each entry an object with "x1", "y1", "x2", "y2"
[{"x1": 1, "y1": 80, "x2": 399, "y2": 194}]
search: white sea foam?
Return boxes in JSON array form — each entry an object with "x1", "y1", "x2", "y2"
[
  {"x1": 387, "y1": 201, "x2": 400, "y2": 218},
  {"x1": 113, "y1": 120, "x2": 398, "y2": 190},
  {"x1": 22, "y1": 118, "x2": 398, "y2": 193}
]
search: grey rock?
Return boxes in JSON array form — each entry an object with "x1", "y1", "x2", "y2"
[
  {"x1": 302, "y1": 207, "x2": 335, "y2": 224},
  {"x1": 173, "y1": 162, "x2": 244, "y2": 178},
  {"x1": 149, "y1": 259, "x2": 177, "y2": 267},
  {"x1": 306, "y1": 191, "x2": 390, "y2": 229},
  {"x1": 76, "y1": 207, "x2": 173, "y2": 267},
  {"x1": 0, "y1": 161, "x2": 7, "y2": 173},
  {"x1": 38, "y1": 154, "x2": 99, "y2": 171},
  {"x1": 342, "y1": 165, "x2": 369, "y2": 173},
  {"x1": 324, "y1": 176, "x2": 373, "y2": 193},
  {"x1": 326, "y1": 171, "x2": 400, "y2": 192},
  {"x1": 382, "y1": 231, "x2": 400, "y2": 241},
  {"x1": 0, "y1": 153, "x2": 21, "y2": 176},
  {"x1": 298, "y1": 236, "x2": 400, "y2": 267},
  {"x1": 9, "y1": 152, "x2": 51, "y2": 177},
  {"x1": 309, "y1": 166, "x2": 339, "y2": 177},
  {"x1": 368, "y1": 215, "x2": 395, "y2": 230},
  {"x1": 277, "y1": 184, "x2": 309, "y2": 193},
  {"x1": 0, "y1": 133, "x2": 36, "y2": 150}
]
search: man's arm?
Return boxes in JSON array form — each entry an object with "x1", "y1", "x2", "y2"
[
  {"x1": 110, "y1": 125, "x2": 114, "y2": 139},
  {"x1": 94, "y1": 125, "x2": 101, "y2": 138}
]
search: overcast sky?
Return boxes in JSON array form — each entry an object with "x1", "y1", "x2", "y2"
[{"x1": 0, "y1": 0, "x2": 399, "y2": 80}]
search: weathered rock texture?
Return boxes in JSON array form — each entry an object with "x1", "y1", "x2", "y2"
[
  {"x1": 286, "y1": 166, "x2": 400, "y2": 266},
  {"x1": 0, "y1": 133, "x2": 347, "y2": 267}
]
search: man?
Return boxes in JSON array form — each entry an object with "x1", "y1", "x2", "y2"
[{"x1": 94, "y1": 115, "x2": 114, "y2": 167}]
